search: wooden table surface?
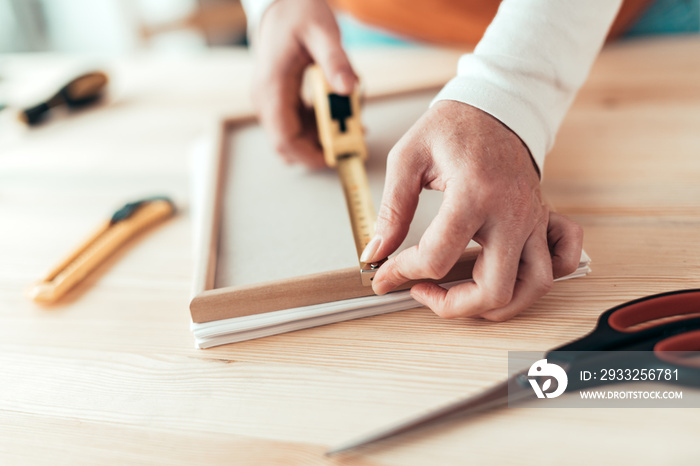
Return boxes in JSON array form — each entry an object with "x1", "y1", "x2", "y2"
[{"x1": 1, "y1": 37, "x2": 699, "y2": 466}]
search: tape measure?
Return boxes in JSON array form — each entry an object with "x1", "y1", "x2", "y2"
[{"x1": 308, "y1": 65, "x2": 385, "y2": 286}]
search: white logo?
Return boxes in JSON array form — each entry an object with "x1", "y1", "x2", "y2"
[{"x1": 528, "y1": 359, "x2": 568, "y2": 399}]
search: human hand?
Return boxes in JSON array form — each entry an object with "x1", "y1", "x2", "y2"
[
  {"x1": 361, "y1": 100, "x2": 583, "y2": 321},
  {"x1": 252, "y1": 0, "x2": 356, "y2": 168}
]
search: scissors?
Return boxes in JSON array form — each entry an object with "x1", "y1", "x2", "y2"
[{"x1": 327, "y1": 288, "x2": 700, "y2": 456}]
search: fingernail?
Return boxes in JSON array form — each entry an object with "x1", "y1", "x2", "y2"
[
  {"x1": 332, "y1": 72, "x2": 354, "y2": 95},
  {"x1": 360, "y1": 235, "x2": 381, "y2": 263}
]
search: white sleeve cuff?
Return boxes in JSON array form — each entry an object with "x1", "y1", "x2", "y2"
[{"x1": 432, "y1": 73, "x2": 549, "y2": 174}]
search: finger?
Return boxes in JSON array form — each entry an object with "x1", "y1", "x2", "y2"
[
  {"x1": 265, "y1": 89, "x2": 326, "y2": 168},
  {"x1": 371, "y1": 184, "x2": 479, "y2": 295},
  {"x1": 302, "y1": 23, "x2": 356, "y2": 95},
  {"x1": 478, "y1": 221, "x2": 553, "y2": 322},
  {"x1": 256, "y1": 62, "x2": 326, "y2": 169},
  {"x1": 406, "y1": 228, "x2": 526, "y2": 318},
  {"x1": 547, "y1": 212, "x2": 584, "y2": 279},
  {"x1": 361, "y1": 145, "x2": 425, "y2": 264}
]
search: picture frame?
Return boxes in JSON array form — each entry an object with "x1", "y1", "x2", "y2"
[{"x1": 188, "y1": 87, "x2": 480, "y2": 325}]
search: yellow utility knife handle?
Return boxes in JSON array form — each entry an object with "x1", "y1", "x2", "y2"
[{"x1": 29, "y1": 197, "x2": 175, "y2": 303}]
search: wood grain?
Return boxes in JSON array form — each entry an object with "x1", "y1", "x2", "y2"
[{"x1": 2, "y1": 37, "x2": 700, "y2": 466}]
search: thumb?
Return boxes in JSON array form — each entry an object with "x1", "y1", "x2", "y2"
[
  {"x1": 362, "y1": 148, "x2": 424, "y2": 263},
  {"x1": 302, "y1": 23, "x2": 356, "y2": 95}
]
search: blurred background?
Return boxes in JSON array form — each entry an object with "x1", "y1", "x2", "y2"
[
  {"x1": 1, "y1": 0, "x2": 698, "y2": 56},
  {"x1": 0, "y1": 0, "x2": 697, "y2": 125},
  {"x1": 0, "y1": 0, "x2": 249, "y2": 55}
]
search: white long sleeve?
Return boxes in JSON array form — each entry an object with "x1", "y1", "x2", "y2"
[
  {"x1": 433, "y1": 0, "x2": 622, "y2": 174},
  {"x1": 240, "y1": 0, "x2": 278, "y2": 34}
]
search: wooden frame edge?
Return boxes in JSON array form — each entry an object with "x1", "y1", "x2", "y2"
[
  {"x1": 191, "y1": 115, "x2": 255, "y2": 299},
  {"x1": 190, "y1": 249, "x2": 479, "y2": 324}
]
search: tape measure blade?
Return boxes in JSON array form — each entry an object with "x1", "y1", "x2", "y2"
[{"x1": 336, "y1": 155, "x2": 376, "y2": 260}]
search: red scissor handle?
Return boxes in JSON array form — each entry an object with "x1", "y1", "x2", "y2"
[
  {"x1": 607, "y1": 289, "x2": 700, "y2": 332},
  {"x1": 550, "y1": 289, "x2": 700, "y2": 354}
]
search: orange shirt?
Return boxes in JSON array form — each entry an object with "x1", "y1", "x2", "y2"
[{"x1": 329, "y1": 0, "x2": 654, "y2": 46}]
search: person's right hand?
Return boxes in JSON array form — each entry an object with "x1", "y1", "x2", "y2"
[
  {"x1": 361, "y1": 100, "x2": 584, "y2": 321},
  {"x1": 252, "y1": 0, "x2": 356, "y2": 168}
]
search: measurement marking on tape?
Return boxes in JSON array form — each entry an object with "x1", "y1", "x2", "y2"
[{"x1": 308, "y1": 64, "x2": 387, "y2": 285}]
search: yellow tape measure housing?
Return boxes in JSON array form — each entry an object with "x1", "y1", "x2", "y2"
[
  {"x1": 308, "y1": 66, "x2": 367, "y2": 167},
  {"x1": 308, "y1": 66, "x2": 384, "y2": 286}
]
